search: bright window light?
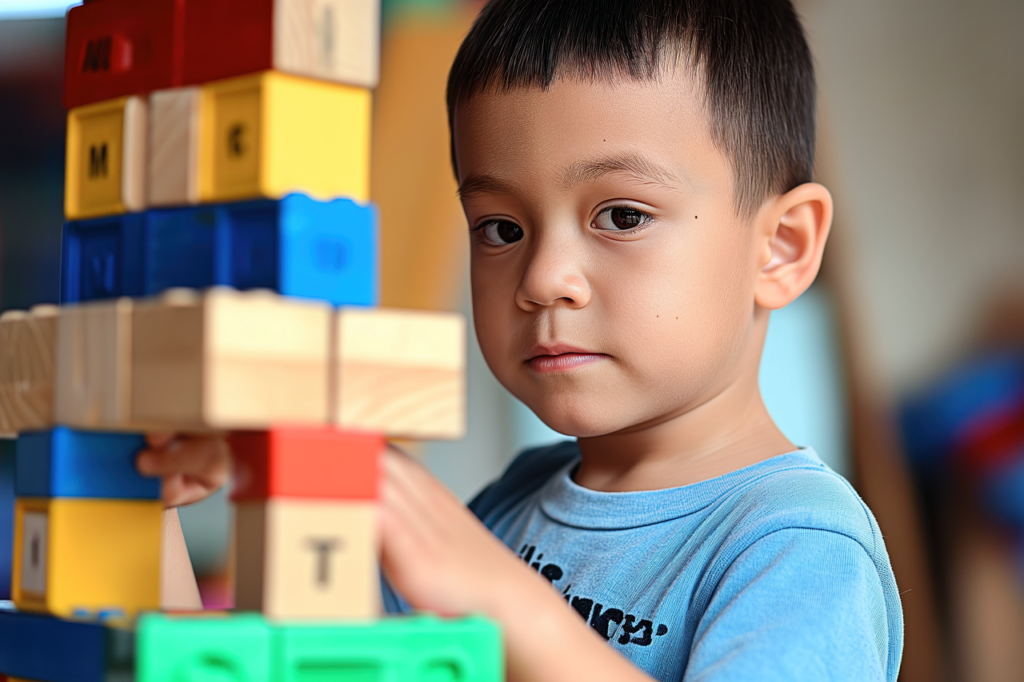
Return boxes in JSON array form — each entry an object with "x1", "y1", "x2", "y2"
[{"x1": 0, "y1": 1, "x2": 81, "y2": 20}]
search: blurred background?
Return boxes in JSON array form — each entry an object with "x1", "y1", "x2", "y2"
[{"x1": 0, "y1": 0, "x2": 1022, "y2": 680}]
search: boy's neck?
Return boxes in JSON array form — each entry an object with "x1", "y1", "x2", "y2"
[{"x1": 573, "y1": 330, "x2": 794, "y2": 493}]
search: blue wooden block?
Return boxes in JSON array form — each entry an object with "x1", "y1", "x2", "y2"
[
  {"x1": 0, "y1": 440, "x2": 14, "y2": 600},
  {"x1": 61, "y1": 213, "x2": 145, "y2": 304},
  {"x1": 144, "y1": 194, "x2": 379, "y2": 306},
  {"x1": 0, "y1": 605, "x2": 133, "y2": 682},
  {"x1": 15, "y1": 427, "x2": 157, "y2": 499}
]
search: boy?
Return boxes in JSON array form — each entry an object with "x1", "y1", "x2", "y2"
[{"x1": 138, "y1": 0, "x2": 904, "y2": 679}]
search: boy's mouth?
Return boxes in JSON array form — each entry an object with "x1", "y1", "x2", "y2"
[{"x1": 525, "y1": 344, "x2": 609, "y2": 374}]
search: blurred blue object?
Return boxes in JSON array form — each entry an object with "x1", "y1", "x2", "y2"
[
  {"x1": 760, "y1": 286, "x2": 851, "y2": 478},
  {"x1": 900, "y1": 352, "x2": 1024, "y2": 467},
  {"x1": 0, "y1": 440, "x2": 14, "y2": 600},
  {"x1": 983, "y1": 450, "x2": 1024, "y2": 531},
  {"x1": 61, "y1": 213, "x2": 146, "y2": 303}
]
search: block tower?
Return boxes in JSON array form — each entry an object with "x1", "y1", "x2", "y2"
[{"x1": 0, "y1": 1, "x2": 503, "y2": 680}]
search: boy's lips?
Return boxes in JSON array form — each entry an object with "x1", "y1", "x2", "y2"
[{"x1": 525, "y1": 344, "x2": 608, "y2": 373}]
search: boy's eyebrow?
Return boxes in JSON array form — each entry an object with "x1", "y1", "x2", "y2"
[
  {"x1": 561, "y1": 153, "x2": 682, "y2": 190},
  {"x1": 458, "y1": 173, "x2": 515, "y2": 199}
]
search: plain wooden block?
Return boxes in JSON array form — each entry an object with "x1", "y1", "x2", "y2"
[
  {"x1": 333, "y1": 307, "x2": 466, "y2": 439},
  {"x1": 197, "y1": 71, "x2": 371, "y2": 204},
  {"x1": 0, "y1": 306, "x2": 59, "y2": 434},
  {"x1": 65, "y1": 96, "x2": 148, "y2": 219},
  {"x1": 147, "y1": 87, "x2": 201, "y2": 207},
  {"x1": 54, "y1": 298, "x2": 134, "y2": 429},
  {"x1": 131, "y1": 288, "x2": 332, "y2": 429},
  {"x1": 182, "y1": 0, "x2": 380, "y2": 88},
  {"x1": 234, "y1": 499, "x2": 379, "y2": 619},
  {"x1": 12, "y1": 497, "x2": 162, "y2": 620}
]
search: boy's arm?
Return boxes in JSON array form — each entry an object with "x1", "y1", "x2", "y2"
[
  {"x1": 380, "y1": 447, "x2": 655, "y2": 682},
  {"x1": 685, "y1": 529, "x2": 896, "y2": 681}
]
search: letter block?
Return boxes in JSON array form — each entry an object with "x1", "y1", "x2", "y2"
[
  {"x1": 234, "y1": 499, "x2": 378, "y2": 619},
  {"x1": 0, "y1": 607, "x2": 133, "y2": 682},
  {"x1": 144, "y1": 195, "x2": 379, "y2": 306},
  {"x1": 147, "y1": 87, "x2": 201, "y2": 207},
  {"x1": 130, "y1": 288, "x2": 332, "y2": 429},
  {"x1": 0, "y1": 306, "x2": 59, "y2": 434},
  {"x1": 63, "y1": 0, "x2": 183, "y2": 109},
  {"x1": 137, "y1": 614, "x2": 272, "y2": 682},
  {"x1": 276, "y1": 615, "x2": 504, "y2": 682},
  {"x1": 230, "y1": 428, "x2": 382, "y2": 501},
  {"x1": 66, "y1": 96, "x2": 148, "y2": 220},
  {"x1": 61, "y1": 215, "x2": 145, "y2": 303},
  {"x1": 12, "y1": 498, "x2": 162, "y2": 619},
  {"x1": 333, "y1": 308, "x2": 466, "y2": 439},
  {"x1": 182, "y1": 0, "x2": 380, "y2": 88},
  {"x1": 54, "y1": 299, "x2": 135, "y2": 430},
  {"x1": 15, "y1": 427, "x2": 156, "y2": 500},
  {"x1": 198, "y1": 72, "x2": 370, "y2": 204}
]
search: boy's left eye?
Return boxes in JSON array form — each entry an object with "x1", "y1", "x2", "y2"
[{"x1": 593, "y1": 206, "x2": 651, "y2": 231}]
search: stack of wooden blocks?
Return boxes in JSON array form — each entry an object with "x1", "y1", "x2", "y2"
[{"x1": 0, "y1": 1, "x2": 502, "y2": 680}]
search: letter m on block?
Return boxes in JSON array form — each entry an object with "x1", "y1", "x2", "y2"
[{"x1": 89, "y1": 143, "x2": 108, "y2": 178}]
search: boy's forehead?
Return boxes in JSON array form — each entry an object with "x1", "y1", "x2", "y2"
[{"x1": 452, "y1": 71, "x2": 725, "y2": 195}]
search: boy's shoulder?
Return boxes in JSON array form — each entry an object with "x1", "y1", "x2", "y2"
[{"x1": 471, "y1": 442, "x2": 882, "y2": 559}]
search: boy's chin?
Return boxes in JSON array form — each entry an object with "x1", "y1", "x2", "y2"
[{"x1": 525, "y1": 399, "x2": 636, "y2": 440}]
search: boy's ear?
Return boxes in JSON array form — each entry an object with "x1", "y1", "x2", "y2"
[{"x1": 754, "y1": 182, "x2": 833, "y2": 310}]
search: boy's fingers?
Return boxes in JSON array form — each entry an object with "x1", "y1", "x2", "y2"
[
  {"x1": 136, "y1": 437, "x2": 230, "y2": 485},
  {"x1": 145, "y1": 432, "x2": 178, "y2": 449}
]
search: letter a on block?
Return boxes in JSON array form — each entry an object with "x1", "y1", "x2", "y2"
[{"x1": 234, "y1": 500, "x2": 379, "y2": 619}]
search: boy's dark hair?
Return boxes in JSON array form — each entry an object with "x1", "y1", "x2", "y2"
[{"x1": 446, "y1": 0, "x2": 816, "y2": 215}]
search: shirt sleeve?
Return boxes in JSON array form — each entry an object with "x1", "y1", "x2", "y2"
[{"x1": 683, "y1": 528, "x2": 894, "y2": 682}]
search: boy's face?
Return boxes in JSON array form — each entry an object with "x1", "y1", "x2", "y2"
[{"x1": 454, "y1": 70, "x2": 768, "y2": 438}]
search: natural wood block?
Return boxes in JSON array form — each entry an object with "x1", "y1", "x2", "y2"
[
  {"x1": 147, "y1": 87, "x2": 201, "y2": 207},
  {"x1": 234, "y1": 499, "x2": 379, "y2": 619},
  {"x1": 182, "y1": 0, "x2": 380, "y2": 88},
  {"x1": 65, "y1": 96, "x2": 148, "y2": 219},
  {"x1": 54, "y1": 298, "x2": 134, "y2": 429},
  {"x1": 197, "y1": 71, "x2": 371, "y2": 204},
  {"x1": 12, "y1": 497, "x2": 162, "y2": 620},
  {"x1": 131, "y1": 288, "x2": 332, "y2": 429},
  {"x1": 333, "y1": 308, "x2": 466, "y2": 439},
  {"x1": 0, "y1": 306, "x2": 59, "y2": 434}
]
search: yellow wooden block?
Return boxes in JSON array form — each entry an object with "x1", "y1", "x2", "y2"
[
  {"x1": 234, "y1": 499, "x2": 379, "y2": 619},
  {"x1": 54, "y1": 298, "x2": 135, "y2": 430},
  {"x1": 332, "y1": 307, "x2": 466, "y2": 439},
  {"x1": 11, "y1": 497, "x2": 162, "y2": 619},
  {"x1": 130, "y1": 288, "x2": 332, "y2": 429},
  {"x1": 0, "y1": 306, "x2": 59, "y2": 434},
  {"x1": 197, "y1": 71, "x2": 370, "y2": 204},
  {"x1": 275, "y1": 0, "x2": 380, "y2": 88},
  {"x1": 65, "y1": 96, "x2": 147, "y2": 219},
  {"x1": 147, "y1": 87, "x2": 201, "y2": 207}
]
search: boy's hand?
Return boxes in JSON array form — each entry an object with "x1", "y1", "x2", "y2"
[
  {"x1": 136, "y1": 433, "x2": 231, "y2": 508},
  {"x1": 379, "y1": 447, "x2": 652, "y2": 682}
]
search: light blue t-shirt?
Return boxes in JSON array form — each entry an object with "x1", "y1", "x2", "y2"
[{"x1": 386, "y1": 443, "x2": 903, "y2": 681}]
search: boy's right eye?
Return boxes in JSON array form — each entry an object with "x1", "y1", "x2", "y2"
[{"x1": 478, "y1": 220, "x2": 524, "y2": 246}]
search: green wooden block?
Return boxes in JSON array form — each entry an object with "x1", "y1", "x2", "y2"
[
  {"x1": 275, "y1": 615, "x2": 503, "y2": 682},
  {"x1": 136, "y1": 613, "x2": 273, "y2": 682}
]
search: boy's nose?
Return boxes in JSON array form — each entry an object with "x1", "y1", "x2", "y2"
[{"x1": 514, "y1": 250, "x2": 591, "y2": 311}]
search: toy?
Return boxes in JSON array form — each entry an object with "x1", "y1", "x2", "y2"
[
  {"x1": 0, "y1": 306, "x2": 59, "y2": 434},
  {"x1": 229, "y1": 428, "x2": 382, "y2": 500},
  {"x1": 61, "y1": 216, "x2": 145, "y2": 303},
  {"x1": 129, "y1": 288, "x2": 333, "y2": 429},
  {"x1": 14, "y1": 428, "x2": 155, "y2": 499},
  {"x1": 197, "y1": 72, "x2": 371, "y2": 203},
  {"x1": 334, "y1": 307, "x2": 466, "y2": 438},
  {"x1": 146, "y1": 87, "x2": 201, "y2": 208},
  {"x1": 65, "y1": 97, "x2": 148, "y2": 220},
  {"x1": 11, "y1": 497, "x2": 162, "y2": 619}
]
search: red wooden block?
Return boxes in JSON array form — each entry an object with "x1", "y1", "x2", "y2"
[
  {"x1": 180, "y1": 0, "x2": 275, "y2": 86},
  {"x1": 229, "y1": 428, "x2": 382, "y2": 501},
  {"x1": 64, "y1": 0, "x2": 184, "y2": 109}
]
